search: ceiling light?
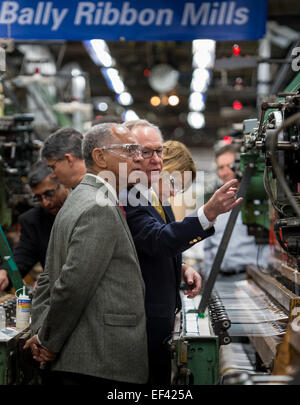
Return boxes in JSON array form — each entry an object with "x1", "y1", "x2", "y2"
[
  {"x1": 98, "y1": 102, "x2": 108, "y2": 112},
  {"x1": 191, "y1": 69, "x2": 210, "y2": 92},
  {"x1": 192, "y1": 39, "x2": 216, "y2": 54},
  {"x1": 101, "y1": 68, "x2": 125, "y2": 94},
  {"x1": 123, "y1": 110, "x2": 139, "y2": 121},
  {"x1": 168, "y1": 95, "x2": 180, "y2": 106},
  {"x1": 89, "y1": 39, "x2": 114, "y2": 67},
  {"x1": 187, "y1": 112, "x2": 205, "y2": 129},
  {"x1": 161, "y1": 95, "x2": 169, "y2": 106},
  {"x1": 84, "y1": 40, "x2": 115, "y2": 68},
  {"x1": 150, "y1": 96, "x2": 161, "y2": 107},
  {"x1": 189, "y1": 92, "x2": 206, "y2": 111},
  {"x1": 233, "y1": 100, "x2": 243, "y2": 110},
  {"x1": 193, "y1": 51, "x2": 215, "y2": 69},
  {"x1": 117, "y1": 92, "x2": 133, "y2": 106}
]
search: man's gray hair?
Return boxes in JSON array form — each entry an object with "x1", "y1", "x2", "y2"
[
  {"x1": 123, "y1": 119, "x2": 164, "y2": 142},
  {"x1": 82, "y1": 123, "x2": 120, "y2": 169},
  {"x1": 28, "y1": 159, "x2": 56, "y2": 188},
  {"x1": 42, "y1": 127, "x2": 83, "y2": 161}
]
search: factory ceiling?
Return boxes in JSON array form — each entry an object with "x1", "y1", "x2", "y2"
[{"x1": 3, "y1": 0, "x2": 300, "y2": 147}]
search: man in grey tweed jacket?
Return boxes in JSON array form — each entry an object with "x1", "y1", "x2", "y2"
[{"x1": 24, "y1": 123, "x2": 148, "y2": 384}]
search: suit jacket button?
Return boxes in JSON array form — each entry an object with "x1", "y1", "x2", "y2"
[
  {"x1": 193, "y1": 239, "x2": 198, "y2": 243},
  {"x1": 197, "y1": 236, "x2": 202, "y2": 241}
]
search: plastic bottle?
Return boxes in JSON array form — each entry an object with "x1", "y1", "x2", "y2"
[
  {"x1": 0, "y1": 305, "x2": 6, "y2": 330},
  {"x1": 16, "y1": 286, "x2": 31, "y2": 330}
]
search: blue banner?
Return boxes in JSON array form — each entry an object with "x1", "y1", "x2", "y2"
[{"x1": 0, "y1": 0, "x2": 268, "y2": 41}]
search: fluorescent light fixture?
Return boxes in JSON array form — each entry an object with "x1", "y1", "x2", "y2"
[
  {"x1": 189, "y1": 92, "x2": 206, "y2": 111},
  {"x1": 192, "y1": 39, "x2": 216, "y2": 54},
  {"x1": 193, "y1": 50, "x2": 215, "y2": 69},
  {"x1": 101, "y1": 68, "x2": 125, "y2": 94},
  {"x1": 84, "y1": 39, "x2": 115, "y2": 67},
  {"x1": 187, "y1": 112, "x2": 205, "y2": 129},
  {"x1": 117, "y1": 92, "x2": 133, "y2": 106},
  {"x1": 123, "y1": 110, "x2": 139, "y2": 121},
  {"x1": 191, "y1": 69, "x2": 210, "y2": 92}
]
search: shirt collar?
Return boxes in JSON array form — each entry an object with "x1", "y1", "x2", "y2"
[{"x1": 85, "y1": 173, "x2": 118, "y2": 203}]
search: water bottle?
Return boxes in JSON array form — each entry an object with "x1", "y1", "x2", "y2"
[
  {"x1": 16, "y1": 286, "x2": 31, "y2": 330},
  {"x1": 0, "y1": 305, "x2": 6, "y2": 330}
]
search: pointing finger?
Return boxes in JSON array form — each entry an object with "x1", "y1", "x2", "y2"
[
  {"x1": 227, "y1": 197, "x2": 243, "y2": 210},
  {"x1": 220, "y1": 179, "x2": 239, "y2": 192}
]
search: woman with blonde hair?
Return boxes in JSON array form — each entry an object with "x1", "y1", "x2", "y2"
[{"x1": 161, "y1": 140, "x2": 197, "y2": 220}]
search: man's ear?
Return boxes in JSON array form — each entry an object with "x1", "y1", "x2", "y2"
[
  {"x1": 92, "y1": 148, "x2": 107, "y2": 169},
  {"x1": 64, "y1": 153, "x2": 75, "y2": 166}
]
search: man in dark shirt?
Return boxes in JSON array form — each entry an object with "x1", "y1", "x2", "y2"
[{"x1": 0, "y1": 160, "x2": 70, "y2": 291}]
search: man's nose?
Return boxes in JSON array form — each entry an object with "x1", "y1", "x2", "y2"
[
  {"x1": 50, "y1": 171, "x2": 57, "y2": 180},
  {"x1": 133, "y1": 152, "x2": 143, "y2": 162},
  {"x1": 150, "y1": 151, "x2": 161, "y2": 163},
  {"x1": 40, "y1": 196, "x2": 52, "y2": 208}
]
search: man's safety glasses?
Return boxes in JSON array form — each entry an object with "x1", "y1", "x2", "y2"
[{"x1": 100, "y1": 143, "x2": 143, "y2": 158}]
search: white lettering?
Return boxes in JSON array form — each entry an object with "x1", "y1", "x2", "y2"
[
  {"x1": 217, "y1": 2, "x2": 227, "y2": 25},
  {"x1": 34, "y1": 2, "x2": 44, "y2": 25},
  {"x1": 119, "y1": 2, "x2": 137, "y2": 25},
  {"x1": 156, "y1": 9, "x2": 173, "y2": 26},
  {"x1": 225, "y1": 1, "x2": 235, "y2": 24},
  {"x1": 0, "y1": 1, "x2": 19, "y2": 24},
  {"x1": 181, "y1": 3, "x2": 210, "y2": 26},
  {"x1": 292, "y1": 47, "x2": 300, "y2": 72},
  {"x1": 94, "y1": 2, "x2": 104, "y2": 25},
  {"x1": 209, "y1": 3, "x2": 219, "y2": 25},
  {"x1": 102, "y1": 2, "x2": 120, "y2": 25},
  {"x1": 18, "y1": 8, "x2": 34, "y2": 25},
  {"x1": 75, "y1": 2, "x2": 95, "y2": 25},
  {"x1": 138, "y1": 8, "x2": 155, "y2": 26},
  {"x1": 42, "y1": 2, "x2": 52, "y2": 25},
  {"x1": 233, "y1": 7, "x2": 249, "y2": 25},
  {"x1": 51, "y1": 8, "x2": 68, "y2": 30}
]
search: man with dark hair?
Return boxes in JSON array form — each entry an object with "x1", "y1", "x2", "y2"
[
  {"x1": 24, "y1": 123, "x2": 148, "y2": 385},
  {"x1": 42, "y1": 127, "x2": 86, "y2": 188},
  {"x1": 0, "y1": 160, "x2": 70, "y2": 291}
]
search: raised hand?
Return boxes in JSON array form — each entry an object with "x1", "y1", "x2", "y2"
[{"x1": 203, "y1": 179, "x2": 243, "y2": 222}]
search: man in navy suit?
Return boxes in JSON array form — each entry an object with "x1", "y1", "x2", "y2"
[{"x1": 122, "y1": 119, "x2": 242, "y2": 385}]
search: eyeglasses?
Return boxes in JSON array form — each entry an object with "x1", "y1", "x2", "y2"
[
  {"x1": 47, "y1": 159, "x2": 64, "y2": 172},
  {"x1": 100, "y1": 143, "x2": 143, "y2": 158},
  {"x1": 141, "y1": 146, "x2": 169, "y2": 159},
  {"x1": 32, "y1": 184, "x2": 60, "y2": 203}
]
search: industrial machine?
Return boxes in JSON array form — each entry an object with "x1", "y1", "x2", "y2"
[{"x1": 171, "y1": 72, "x2": 300, "y2": 385}]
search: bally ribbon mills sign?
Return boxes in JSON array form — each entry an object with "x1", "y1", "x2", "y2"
[{"x1": 0, "y1": 0, "x2": 268, "y2": 40}]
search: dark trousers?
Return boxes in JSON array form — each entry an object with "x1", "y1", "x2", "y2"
[{"x1": 146, "y1": 316, "x2": 174, "y2": 385}]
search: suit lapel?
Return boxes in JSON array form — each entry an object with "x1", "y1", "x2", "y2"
[{"x1": 163, "y1": 205, "x2": 175, "y2": 223}]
